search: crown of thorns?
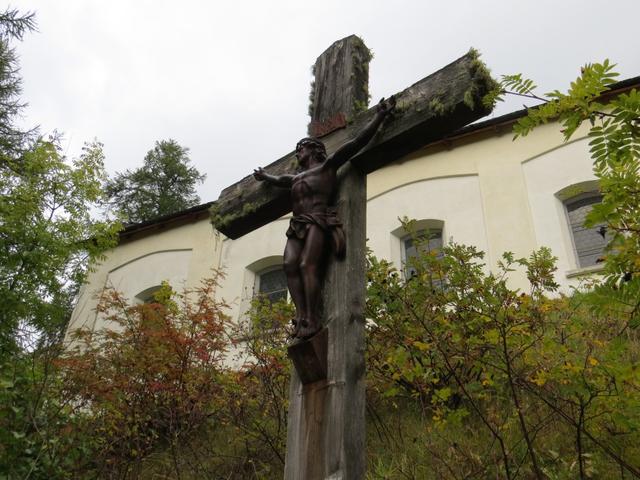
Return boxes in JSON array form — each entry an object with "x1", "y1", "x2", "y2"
[{"x1": 295, "y1": 137, "x2": 326, "y2": 154}]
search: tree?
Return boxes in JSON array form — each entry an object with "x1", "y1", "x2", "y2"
[
  {"x1": 0, "y1": 138, "x2": 120, "y2": 476},
  {"x1": 0, "y1": 140, "x2": 120, "y2": 355},
  {"x1": 105, "y1": 139, "x2": 206, "y2": 224},
  {"x1": 0, "y1": 9, "x2": 121, "y2": 478},
  {"x1": 58, "y1": 279, "x2": 230, "y2": 477},
  {"x1": 53, "y1": 278, "x2": 292, "y2": 479},
  {"x1": 0, "y1": 7, "x2": 119, "y2": 356},
  {"x1": 0, "y1": 8, "x2": 36, "y2": 157}
]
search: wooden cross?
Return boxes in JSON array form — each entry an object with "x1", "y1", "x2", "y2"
[{"x1": 212, "y1": 35, "x2": 495, "y2": 480}]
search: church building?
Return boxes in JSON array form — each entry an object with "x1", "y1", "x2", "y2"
[{"x1": 66, "y1": 37, "x2": 640, "y2": 343}]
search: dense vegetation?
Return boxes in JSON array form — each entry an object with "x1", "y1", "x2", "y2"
[
  {"x1": 0, "y1": 9, "x2": 200, "y2": 478},
  {"x1": 25, "y1": 238, "x2": 639, "y2": 479},
  {"x1": 365, "y1": 241, "x2": 640, "y2": 479},
  {"x1": 368, "y1": 60, "x2": 640, "y2": 479}
]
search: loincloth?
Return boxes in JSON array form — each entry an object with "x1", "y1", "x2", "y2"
[{"x1": 286, "y1": 210, "x2": 346, "y2": 258}]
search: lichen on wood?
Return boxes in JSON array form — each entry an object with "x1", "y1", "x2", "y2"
[
  {"x1": 209, "y1": 201, "x2": 259, "y2": 231},
  {"x1": 350, "y1": 35, "x2": 372, "y2": 115},
  {"x1": 213, "y1": 48, "x2": 497, "y2": 239},
  {"x1": 464, "y1": 47, "x2": 499, "y2": 110},
  {"x1": 308, "y1": 35, "x2": 372, "y2": 136},
  {"x1": 429, "y1": 96, "x2": 449, "y2": 116}
]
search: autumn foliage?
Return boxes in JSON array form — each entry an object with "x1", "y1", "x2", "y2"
[
  {"x1": 54, "y1": 275, "x2": 292, "y2": 479},
  {"x1": 58, "y1": 278, "x2": 229, "y2": 476},
  {"x1": 365, "y1": 237, "x2": 640, "y2": 479}
]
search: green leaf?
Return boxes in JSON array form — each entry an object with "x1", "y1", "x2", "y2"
[{"x1": 0, "y1": 379, "x2": 14, "y2": 389}]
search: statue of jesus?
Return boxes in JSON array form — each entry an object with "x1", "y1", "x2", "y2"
[{"x1": 254, "y1": 97, "x2": 395, "y2": 339}]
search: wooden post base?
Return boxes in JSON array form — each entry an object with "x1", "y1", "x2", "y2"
[{"x1": 287, "y1": 327, "x2": 328, "y2": 385}]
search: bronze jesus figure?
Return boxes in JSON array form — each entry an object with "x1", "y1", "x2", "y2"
[{"x1": 254, "y1": 97, "x2": 395, "y2": 339}]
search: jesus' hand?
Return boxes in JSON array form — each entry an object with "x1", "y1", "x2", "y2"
[
  {"x1": 253, "y1": 167, "x2": 267, "y2": 181},
  {"x1": 376, "y1": 96, "x2": 396, "y2": 116}
]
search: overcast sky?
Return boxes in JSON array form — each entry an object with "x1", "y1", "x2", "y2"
[{"x1": 10, "y1": 0, "x2": 640, "y2": 202}]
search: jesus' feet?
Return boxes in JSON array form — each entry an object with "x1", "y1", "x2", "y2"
[
  {"x1": 295, "y1": 317, "x2": 321, "y2": 339},
  {"x1": 291, "y1": 314, "x2": 304, "y2": 338}
]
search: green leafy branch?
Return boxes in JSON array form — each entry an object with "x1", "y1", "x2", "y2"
[{"x1": 485, "y1": 60, "x2": 632, "y2": 140}]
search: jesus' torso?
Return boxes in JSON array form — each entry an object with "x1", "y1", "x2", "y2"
[{"x1": 290, "y1": 164, "x2": 337, "y2": 216}]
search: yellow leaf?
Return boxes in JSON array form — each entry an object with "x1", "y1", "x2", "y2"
[{"x1": 531, "y1": 371, "x2": 547, "y2": 386}]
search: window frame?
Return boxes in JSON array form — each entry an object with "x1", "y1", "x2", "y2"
[
  {"x1": 254, "y1": 265, "x2": 288, "y2": 303},
  {"x1": 402, "y1": 228, "x2": 444, "y2": 280},
  {"x1": 556, "y1": 181, "x2": 607, "y2": 274},
  {"x1": 391, "y1": 219, "x2": 445, "y2": 282}
]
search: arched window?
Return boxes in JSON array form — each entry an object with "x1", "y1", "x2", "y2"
[
  {"x1": 565, "y1": 193, "x2": 608, "y2": 268},
  {"x1": 557, "y1": 182, "x2": 609, "y2": 270},
  {"x1": 255, "y1": 266, "x2": 288, "y2": 303},
  {"x1": 392, "y1": 219, "x2": 445, "y2": 281},
  {"x1": 402, "y1": 228, "x2": 444, "y2": 279},
  {"x1": 134, "y1": 285, "x2": 163, "y2": 304}
]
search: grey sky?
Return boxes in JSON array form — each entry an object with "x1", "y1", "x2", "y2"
[{"x1": 10, "y1": 0, "x2": 640, "y2": 202}]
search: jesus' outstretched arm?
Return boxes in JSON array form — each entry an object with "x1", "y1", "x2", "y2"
[
  {"x1": 253, "y1": 167, "x2": 294, "y2": 188},
  {"x1": 326, "y1": 96, "x2": 395, "y2": 170}
]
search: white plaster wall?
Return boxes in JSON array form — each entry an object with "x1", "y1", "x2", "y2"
[
  {"x1": 367, "y1": 121, "x2": 595, "y2": 291},
  {"x1": 367, "y1": 175, "x2": 490, "y2": 272},
  {"x1": 217, "y1": 216, "x2": 290, "y2": 326},
  {"x1": 367, "y1": 131, "x2": 539, "y2": 271},
  {"x1": 69, "y1": 118, "x2": 601, "y2": 339},
  {"x1": 106, "y1": 249, "x2": 192, "y2": 303},
  {"x1": 522, "y1": 135, "x2": 598, "y2": 286},
  {"x1": 67, "y1": 219, "x2": 222, "y2": 334},
  {"x1": 214, "y1": 216, "x2": 291, "y2": 368},
  {"x1": 367, "y1": 132, "x2": 538, "y2": 290}
]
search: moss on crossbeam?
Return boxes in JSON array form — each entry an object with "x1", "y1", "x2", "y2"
[
  {"x1": 210, "y1": 201, "x2": 258, "y2": 231},
  {"x1": 213, "y1": 49, "x2": 498, "y2": 239},
  {"x1": 464, "y1": 47, "x2": 499, "y2": 110}
]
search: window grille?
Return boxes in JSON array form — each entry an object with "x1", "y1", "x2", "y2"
[
  {"x1": 257, "y1": 267, "x2": 288, "y2": 303},
  {"x1": 565, "y1": 194, "x2": 608, "y2": 268}
]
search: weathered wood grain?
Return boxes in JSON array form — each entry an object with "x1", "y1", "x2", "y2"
[
  {"x1": 211, "y1": 49, "x2": 495, "y2": 239},
  {"x1": 308, "y1": 35, "x2": 370, "y2": 137},
  {"x1": 288, "y1": 327, "x2": 329, "y2": 385},
  {"x1": 283, "y1": 163, "x2": 366, "y2": 480},
  {"x1": 284, "y1": 36, "x2": 369, "y2": 479}
]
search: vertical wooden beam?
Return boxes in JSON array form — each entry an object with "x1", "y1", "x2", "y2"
[
  {"x1": 285, "y1": 35, "x2": 369, "y2": 479},
  {"x1": 308, "y1": 35, "x2": 371, "y2": 137},
  {"x1": 284, "y1": 163, "x2": 366, "y2": 480},
  {"x1": 324, "y1": 163, "x2": 367, "y2": 478}
]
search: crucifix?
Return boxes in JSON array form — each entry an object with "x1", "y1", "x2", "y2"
[
  {"x1": 253, "y1": 97, "x2": 395, "y2": 339},
  {"x1": 212, "y1": 35, "x2": 495, "y2": 480}
]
